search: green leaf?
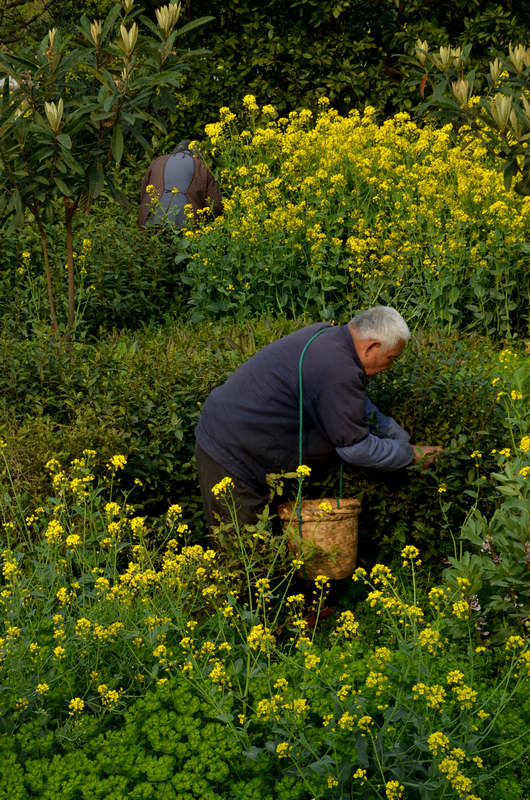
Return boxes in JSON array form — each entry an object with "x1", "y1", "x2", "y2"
[
  {"x1": 127, "y1": 126, "x2": 152, "y2": 152},
  {"x1": 54, "y1": 176, "x2": 71, "y2": 196},
  {"x1": 171, "y1": 16, "x2": 215, "y2": 40},
  {"x1": 503, "y1": 157, "x2": 518, "y2": 191},
  {"x1": 56, "y1": 133, "x2": 72, "y2": 150},
  {"x1": 10, "y1": 188, "x2": 24, "y2": 226},
  {"x1": 137, "y1": 14, "x2": 162, "y2": 39},
  {"x1": 87, "y1": 162, "x2": 104, "y2": 200},
  {"x1": 101, "y1": 3, "x2": 122, "y2": 42}
]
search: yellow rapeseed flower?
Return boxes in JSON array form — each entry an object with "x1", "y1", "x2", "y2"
[
  {"x1": 385, "y1": 780, "x2": 405, "y2": 799},
  {"x1": 428, "y1": 731, "x2": 450, "y2": 756},
  {"x1": 357, "y1": 714, "x2": 374, "y2": 734},
  {"x1": 107, "y1": 454, "x2": 127, "y2": 471},
  {"x1": 211, "y1": 476, "x2": 234, "y2": 497},
  {"x1": 276, "y1": 742, "x2": 292, "y2": 758},
  {"x1": 296, "y1": 464, "x2": 311, "y2": 477},
  {"x1": 353, "y1": 768, "x2": 367, "y2": 784},
  {"x1": 69, "y1": 697, "x2": 85, "y2": 713},
  {"x1": 167, "y1": 503, "x2": 182, "y2": 520}
]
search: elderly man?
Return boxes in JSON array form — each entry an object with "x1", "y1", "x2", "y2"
[{"x1": 195, "y1": 306, "x2": 441, "y2": 527}]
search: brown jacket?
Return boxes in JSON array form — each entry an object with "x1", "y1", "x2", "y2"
[{"x1": 138, "y1": 152, "x2": 223, "y2": 228}]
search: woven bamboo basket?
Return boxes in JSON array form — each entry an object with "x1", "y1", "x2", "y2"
[{"x1": 277, "y1": 497, "x2": 361, "y2": 580}]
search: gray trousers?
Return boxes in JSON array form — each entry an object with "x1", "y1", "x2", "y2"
[{"x1": 194, "y1": 442, "x2": 269, "y2": 530}]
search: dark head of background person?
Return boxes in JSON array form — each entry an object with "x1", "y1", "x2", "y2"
[
  {"x1": 172, "y1": 140, "x2": 191, "y2": 153},
  {"x1": 138, "y1": 139, "x2": 223, "y2": 229}
]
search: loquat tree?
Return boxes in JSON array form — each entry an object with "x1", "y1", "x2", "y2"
[{"x1": 0, "y1": 0, "x2": 212, "y2": 333}]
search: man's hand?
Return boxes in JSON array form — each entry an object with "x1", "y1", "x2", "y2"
[{"x1": 412, "y1": 445, "x2": 443, "y2": 468}]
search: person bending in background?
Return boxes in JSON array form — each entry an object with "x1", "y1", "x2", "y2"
[{"x1": 138, "y1": 140, "x2": 223, "y2": 229}]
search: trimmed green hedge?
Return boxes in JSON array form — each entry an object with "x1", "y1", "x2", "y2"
[{"x1": 0, "y1": 318, "x2": 518, "y2": 564}]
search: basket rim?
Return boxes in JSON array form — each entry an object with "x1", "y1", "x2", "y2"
[{"x1": 277, "y1": 496, "x2": 361, "y2": 521}]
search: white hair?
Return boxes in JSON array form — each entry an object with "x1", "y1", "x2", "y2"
[{"x1": 349, "y1": 306, "x2": 410, "y2": 349}]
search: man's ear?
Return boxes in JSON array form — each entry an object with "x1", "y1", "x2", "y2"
[
  {"x1": 360, "y1": 341, "x2": 381, "y2": 364},
  {"x1": 364, "y1": 341, "x2": 381, "y2": 356}
]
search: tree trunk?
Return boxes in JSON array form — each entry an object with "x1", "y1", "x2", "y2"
[
  {"x1": 34, "y1": 210, "x2": 59, "y2": 333},
  {"x1": 65, "y1": 199, "x2": 76, "y2": 333}
]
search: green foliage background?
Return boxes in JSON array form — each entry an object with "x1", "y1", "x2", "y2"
[
  {"x1": 47, "y1": 0, "x2": 530, "y2": 143},
  {"x1": 6, "y1": 1, "x2": 528, "y2": 137}
]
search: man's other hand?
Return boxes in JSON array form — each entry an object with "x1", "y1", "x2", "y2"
[{"x1": 412, "y1": 445, "x2": 443, "y2": 468}]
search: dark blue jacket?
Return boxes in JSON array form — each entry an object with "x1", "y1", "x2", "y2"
[{"x1": 196, "y1": 323, "x2": 413, "y2": 491}]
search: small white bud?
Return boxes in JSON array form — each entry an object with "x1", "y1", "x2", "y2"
[
  {"x1": 415, "y1": 39, "x2": 429, "y2": 67},
  {"x1": 44, "y1": 97, "x2": 64, "y2": 133},
  {"x1": 120, "y1": 22, "x2": 138, "y2": 56},
  {"x1": 488, "y1": 93, "x2": 512, "y2": 130},
  {"x1": 489, "y1": 57, "x2": 502, "y2": 85},
  {"x1": 156, "y1": 3, "x2": 181, "y2": 36},
  {"x1": 90, "y1": 20, "x2": 102, "y2": 46}
]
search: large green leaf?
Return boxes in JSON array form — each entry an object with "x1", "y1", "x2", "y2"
[
  {"x1": 503, "y1": 157, "x2": 518, "y2": 191},
  {"x1": 172, "y1": 16, "x2": 215, "y2": 39},
  {"x1": 87, "y1": 162, "x2": 104, "y2": 200},
  {"x1": 54, "y1": 176, "x2": 71, "y2": 196},
  {"x1": 111, "y1": 124, "x2": 124, "y2": 163},
  {"x1": 57, "y1": 134, "x2": 72, "y2": 150},
  {"x1": 101, "y1": 3, "x2": 123, "y2": 42},
  {"x1": 10, "y1": 187, "x2": 24, "y2": 227}
]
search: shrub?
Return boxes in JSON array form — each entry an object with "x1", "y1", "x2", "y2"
[
  {"x1": 403, "y1": 39, "x2": 530, "y2": 194},
  {"x1": 164, "y1": 0, "x2": 530, "y2": 139},
  {"x1": 0, "y1": 322, "x2": 525, "y2": 557}
]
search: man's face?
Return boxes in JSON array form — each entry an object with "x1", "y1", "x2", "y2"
[{"x1": 361, "y1": 339, "x2": 406, "y2": 376}]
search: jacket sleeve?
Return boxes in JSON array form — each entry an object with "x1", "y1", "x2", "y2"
[
  {"x1": 205, "y1": 168, "x2": 223, "y2": 217},
  {"x1": 365, "y1": 397, "x2": 410, "y2": 442},
  {"x1": 138, "y1": 165, "x2": 153, "y2": 228},
  {"x1": 188, "y1": 159, "x2": 223, "y2": 218},
  {"x1": 336, "y1": 434, "x2": 414, "y2": 471}
]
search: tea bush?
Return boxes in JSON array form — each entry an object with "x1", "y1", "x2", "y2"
[
  {"x1": 0, "y1": 317, "x2": 295, "y2": 512},
  {"x1": 0, "y1": 320, "x2": 525, "y2": 559},
  {"x1": 0, "y1": 199, "x2": 188, "y2": 340}
]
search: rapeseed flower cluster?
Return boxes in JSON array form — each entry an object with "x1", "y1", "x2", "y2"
[
  {"x1": 385, "y1": 780, "x2": 405, "y2": 799},
  {"x1": 296, "y1": 464, "x2": 311, "y2": 478},
  {"x1": 401, "y1": 544, "x2": 422, "y2": 568},
  {"x1": 412, "y1": 682, "x2": 447, "y2": 709},
  {"x1": 185, "y1": 102, "x2": 528, "y2": 335},
  {"x1": 247, "y1": 623, "x2": 276, "y2": 653},
  {"x1": 211, "y1": 476, "x2": 235, "y2": 497}
]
